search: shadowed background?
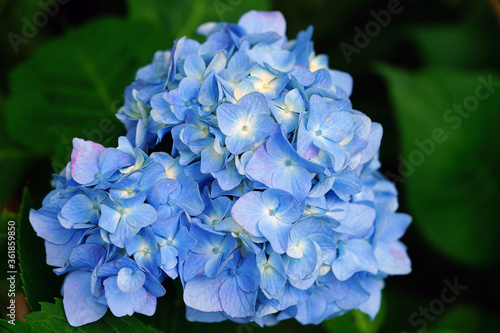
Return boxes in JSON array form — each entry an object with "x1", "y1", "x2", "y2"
[{"x1": 1, "y1": 0, "x2": 499, "y2": 332}]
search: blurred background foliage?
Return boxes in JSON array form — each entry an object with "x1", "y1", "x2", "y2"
[{"x1": 0, "y1": 0, "x2": 499, "y2": 332}]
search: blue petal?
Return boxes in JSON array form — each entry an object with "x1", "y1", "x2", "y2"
[
  {"x1": 199, "y1": 72, "x2": 221, "y2": 108},
  {"x1": 225, "y1": 134, "x2": 256, "y2": 155},
  {"x1": 122, "y1": 203, "x2": 158, "y2": 229},
  {"x1": 184, "y1": 54, "x2": 206, "y2": 80},
  {"x1": 159, "y1": 245, "x2": 179, "y2": 271},
  {"x1": 98, "y1": 148, "x2": 134, "y2": 180},
  {"x1": 331, "y1": 239, "x2": 378, "y2": 281},
  {"x1": 235, "y1": 253, "x2": 260, "y2": 292},
  {"x1": 266, "y1": 126, "x2": 323, "y2": 173},
  {"x1": 257, "y1": 251, "x2": 286, "y2": 298},
  {"x1": 238, "y1": 11, "x2": 286, "y2": 37},
  {"x1": 182, "y1": 252, "x2": 208, "y2": 281},
  {"x1": 274, "y1": 191, "x2": 301, "y2": 223},
  {"x1": 63, "y1": 271, "x2": 107, "y2": 327},
  {"x1": 245, "y1": 145, "x2": 281, "y2": 186},
  {"x1": 186, "y1": 306, "x2": 227, "y2": 323},
  {"x1": 283, "y1": 238, "x2": 320, "y2": 281},
  {"x1": 109, "y1": 220, "x2": 140, "y2": 248},
  {"x1": 69, "y1": 244, "x2": 106, "y2": 271},
  {"x1": 335, "y1": 275, "x2": 370, "y2": 310},
  {"x1": 336, "y1": 203, "x2": 375, "y2": 238},
  {"x1": 219, "y1": 277, "x2": 257, "y2": 317},
  {"x1": 380, "y1": 213, "x2": 412, "y2": 242},
  {"x1": 216, "y1": 104, "x2": 247, "y2": 136},
  {"x1": 231, "y1": 191, "x2": 266, "y2": 237},
  {"x1": 147, "y1": 178, "x2": 179, "y2": 209},
  {"x1": 98, "y1": 204, "x2": 121, "y2": 233},
  {"x1": 143, "y1": 272, "x2": 166, "y2": 297},
  {"x1": 374, "y1": 241, "x2": 411, "y2": 275},
  {"x1": 358, "y1": 276, "x2": 384, "y2": 320},
  {"x1": 30, "y1": 205, "x2": 74, "y2": 244},
  {"x1": 151, "y1": 212, "x2": 181, "y2": 239},
  {"x1": 174, "y1": 175, "x2": 204, "y2": 216},
  {"x1": 179, "y1": 76, "x2": 201, "y2": 101},
  {"x1": 271, "y1": 165, "x2": 311, "y2": 202},
  {"x1": 60, "y1": 194, "x2": 95, "y2": 224},
  {"x1": 333, "y1": 170, "x2": 362, "y2": 196},
  {"x1": 164, "y1": 90, "x2": 188, "y2": 121},
  {"x1": 184, "y1": 275, "x2": 223, "y2": 312},
  {"x1": 319, "y1": 111, "x2": 354, "y2": 143},
  {"x1": 360, "y1": 122, "x2": 383, "y2": 164},
  {"x1": 173, "y1": 226, "x2": 196, "y2": 260},
  {"x1": 330, "y1": 69, "x2": 353, "y2": 97},
  {"x1": 117, "y1": 267, "x2": 146, "y2": 293},
  {"x1": 46, "y1": 230, "x2": 84, "y2": 268},
  {"x1": 237, "y1": 91, "x2": 269, "y2": 115},
  {"x1": 295, "y1": 288, "x2": 327, "y2": 325},
  {"x1": 136, "y1": 292, "x2": 157, "y2": 316},
  {"x1": 258, "y1": 217, "x2": 292, "y2": 254},
  {"x1": 71, "y1": 138, "x2": 105, "y2": 185},
  {"x1": 307, "y1": 95, "x2": 329, "y2": 131},
  {"x1": 212, "y1": 159, "x2": 245, "y2": 191},
  {"x1": 104, "y1": 276, "x2": 147, "y2": 317}
]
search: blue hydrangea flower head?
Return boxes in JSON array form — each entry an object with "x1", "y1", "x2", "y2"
[{"x1": 31, "y1": 10, "x2": 411, "y2": 328}]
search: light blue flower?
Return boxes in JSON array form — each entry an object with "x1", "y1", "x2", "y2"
[
  {"x1": 146, "y1": 175, "x2": 204, "y2": 217},
  {"x1": 236, "y1": 66, "x2": 289, "y2": 100},
  {"x1": 373, "y1": 212, "x2": 412, "y2": 275},
  {"x1": 216, "y1": 92, "x2": 276, "y2": 155},
  {"x1": 270, "y1": 89, "x2": 306, "y2": 133},
  {"x1": 150, "y1": 152, "x2": 185, "y2": 180},
  {"x1": 103, "y1": 257, "x2": 165, "y2": 317},
  {"x1": 70, "y1": 138, "x2": 134, "y2": 188},
  {"x1": 151, "y1": 211, "x2": 195, "y2": 279},
  {"x1": 245, "y1": 125, "x2": 323, "y2": 202},
  {"x1": 257, "y1": 250, "x2": 287, "y2": 299},
  {"x1": 184, "y1": 250, "x2": 260, "y2": 318},
  {"x1": 231, "y1": 189, "x2": 301, "y2": 254},
  {"x1": 297, "y1": 95, "x2": 355, "y2": 171},
  {"x1": 99, "y1": 193, "x2": 158, "y2": 248},
  {"x1": 182, "y1": 223, "x2": 237, "y2": 281},
  {"x1": 163, "y1": 77, "x2": 201, "y2": 122},
  {"x1": 30, "y1": 203, "x2": 86, "y2": 269},
  {"x1": 198, "y1": 187, "x2": 231, "y2": 228},
  {"x1": 58, "y1": 189, "x2": 106, "y2": 229},
  {"x1": 282, "y1": 217, "x2": 323, "y2": 289},
  {"x1": 125, "y1": 227, "x2": 160, "y2": 278},
  {"x1": 63, "y1": 270, "x2": 107, "y2": 326}
]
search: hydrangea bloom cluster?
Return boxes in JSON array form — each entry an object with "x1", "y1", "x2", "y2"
[{"x1": 30, "y1": 10, "x2": 411, "y2": 327}]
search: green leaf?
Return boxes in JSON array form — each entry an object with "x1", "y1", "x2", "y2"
[
  {"x1": 377, "y1": 64, "x2": 500, "y2": 267},
  {"x1": 410, "y1": 24, "x2": 500, "y2": 69},
  {"x1": 0, "y1": 95, "x2": 37, "y2": 203},
  {"x1": 0, "y1": 144, "x2": 32, "y2": 204},
  {"x1": 127, "y1": 0, "x2": 271, "y2": 40},
  {"x1": 430, "y1": 303, "x2": 500, "y2": 332},
  {"x1": 5, "y1": 18, "x2": 166, "y2": 167},
  {"x1": 18, "y1": 188, "x2": 63, "y2": 312},
  {"x1": 0, "y1": 298, "x2": 161, "y2": 332}
]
